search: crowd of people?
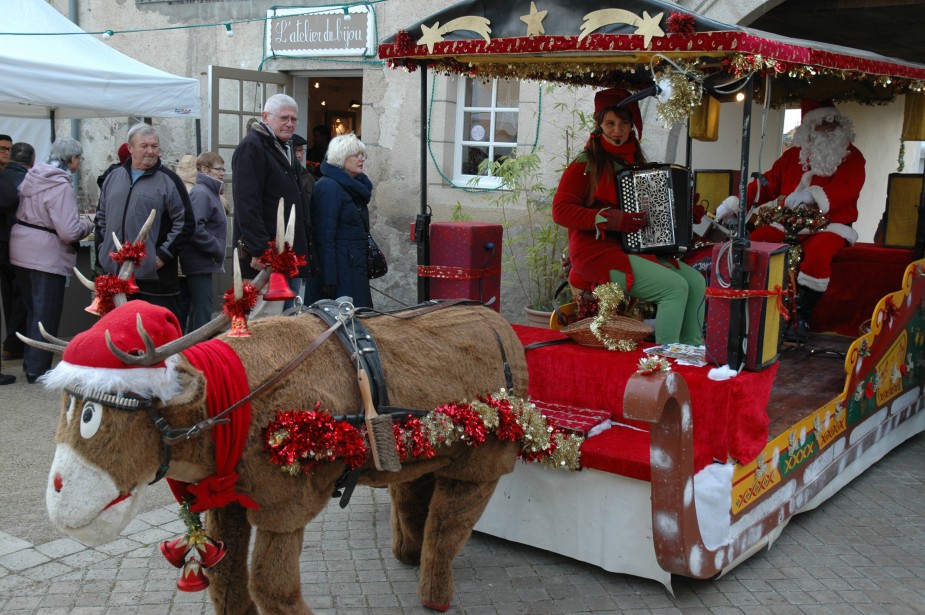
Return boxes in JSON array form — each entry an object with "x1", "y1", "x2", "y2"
[
  {"x1": 0, "y1": 85, "x2": 867, "y2": 384},
  {"x1": 0, "y1": 92, "x2": 377, "y2": 383}
]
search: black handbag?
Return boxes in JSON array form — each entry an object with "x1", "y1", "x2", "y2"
[
  {"x1": 366, "y1": 233, "x2": 387, "y2": 279},
  {"x1": 352, "y1": 199, "x2": 387, "y2": 279}
]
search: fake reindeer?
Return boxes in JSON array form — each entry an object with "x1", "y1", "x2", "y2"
[{"x1": 24, "y1": 206, "x2": 539, "y2": 614}]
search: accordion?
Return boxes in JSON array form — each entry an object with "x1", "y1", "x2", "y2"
[{"x1": 616, "y1": 164, "x2": 692, "y2": 254}]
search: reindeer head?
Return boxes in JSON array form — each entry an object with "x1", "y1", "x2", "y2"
[
  {"x1": 24, "y1": 204, "x2": 287, "y2": 545},
  {"x1": 33, "y1": 302, "x2": 207, "y2": 545}
]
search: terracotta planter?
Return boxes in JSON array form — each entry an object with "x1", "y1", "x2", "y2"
[{"x1": 524, "y1": 307, "x2": 553, "y2": 328}]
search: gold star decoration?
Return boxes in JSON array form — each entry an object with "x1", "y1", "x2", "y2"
[
  {"x1": 579, "y1": 8, "x2": 665, "y2": 48},
  {"x1": 417, "y1": 16, "x2": 492, "y2": 54},
  {"x1": 520, "y1": 2, "x2": 548, "y2": 37}
]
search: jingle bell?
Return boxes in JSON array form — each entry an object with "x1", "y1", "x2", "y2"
[
  {"x1": 263, "y1": 271, "x2": 295, "y2": 301},
  {"x1": 196, "y1": 537, "x2": 227, "y2": 568},
  {"x1": 176, "y1": 558, "x2": 210, "y2": 592},
  {"x1": 159, "y1": 536, "x2": 190, "y2": 568},
  {"x1": 85, "y1": 296, "x2": 103, "y2": 316}
]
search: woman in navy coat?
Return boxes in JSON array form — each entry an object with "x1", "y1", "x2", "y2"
[{"x1": 311, "y1": 133, "x2": 375, "y2": 308}]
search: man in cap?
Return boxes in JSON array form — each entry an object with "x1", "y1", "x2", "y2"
[{"x1": 716, "y1": 99, "x2": 866, "y2": 341}]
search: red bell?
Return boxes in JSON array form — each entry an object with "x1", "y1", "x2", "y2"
[
  {"x1": 263, "y1": 271, "x2": 295, "y2": 301},
  {"x1": 176, "y1": 558, "x2": 210, "y2": 592},
  {"x1": 196, "y1": 538, "x2": 226, "y2": 568},
  {"x1": 226, "y1": 315, "x2": 251, "y2": 338},
  {"x1": 85, "y1": 296, "x2": 103, "y2": 316},
  {"x1": 159, "y1": 536, "x2": 190, "y2": 568}
]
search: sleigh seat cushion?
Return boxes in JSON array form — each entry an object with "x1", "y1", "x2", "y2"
[{"x1": 513, "y1": 324, "x2": 777, "y2": 479}]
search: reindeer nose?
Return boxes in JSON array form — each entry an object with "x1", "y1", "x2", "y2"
[{"x1": 53, "y1": 473, "x2": 63, "y2": 492}]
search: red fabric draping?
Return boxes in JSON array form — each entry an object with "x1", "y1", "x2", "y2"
[
  {"x1": 514, "y1": 324, "x2": 776, "y2": 479},
  {"x1": 168, "y1": 340, "x2": 258, "y2": 513},
  {"x1": 812, "y1": 244, "x2": 913, "y2": 336}
]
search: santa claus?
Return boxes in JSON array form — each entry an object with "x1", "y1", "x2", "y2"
[{"x1": 716, "y1": 98, "x2": 866, "y2": 341}]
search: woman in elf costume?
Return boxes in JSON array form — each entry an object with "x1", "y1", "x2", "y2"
[{"x1": 552, "y1": 88, "x2": 705, "y2": 346}]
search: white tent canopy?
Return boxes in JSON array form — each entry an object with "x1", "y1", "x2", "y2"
[{"x1": 0, "y1": 0, "x2": 200, "y2": 119}]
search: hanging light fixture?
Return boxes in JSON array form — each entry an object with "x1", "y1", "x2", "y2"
[{"x1": 349, "y1": 100, "x2": 361, "y2": 109}]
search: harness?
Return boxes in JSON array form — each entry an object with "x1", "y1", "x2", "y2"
[{"x1": 72, "y1": 298, "x2": 516, "y2": 505}]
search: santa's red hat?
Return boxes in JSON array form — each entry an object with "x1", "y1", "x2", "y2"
[
  {"x1": 594, "y1": 88, "x2": 643, "y2": 139},
  {"x1": 801, "y1": 99, "x2": 839, "y2": 125},
  {"x1": 117, "y1": 143, "x2": 131, "y2": 164},
  {"x1": 43, "y1": 301, "x2": 185, "y2": 400}
]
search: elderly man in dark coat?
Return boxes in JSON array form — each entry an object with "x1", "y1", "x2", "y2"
[{"x1": 231, "y1": 94, "x2": 317, "y2": 302}]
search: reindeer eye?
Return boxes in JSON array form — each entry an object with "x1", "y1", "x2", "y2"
[
  {"x1": 80, "y1": 402, "x2": 103, "y2": 439},
  {"x1": 66, "y1": 397, "x2": 76, "y2": 425}
]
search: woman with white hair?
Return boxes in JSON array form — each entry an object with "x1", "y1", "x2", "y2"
[
  {"x1": 311, "y1": 132, "x2": 376, "y2": 307},
  {"x1": 9, "y1": 138, "x2": 93, "y2": 382}
]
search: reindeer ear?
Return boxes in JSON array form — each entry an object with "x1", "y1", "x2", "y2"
[{"x1": 161, "y1": 360, "x2": 206, "y2": 408}]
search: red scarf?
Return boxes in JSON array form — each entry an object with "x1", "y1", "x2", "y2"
[
  {"x1": 600, "y1": 136, "x2": 637, "y2": 164},
  {"x1": 168, "y1": 339, "x2": 258, "y2": 513}
]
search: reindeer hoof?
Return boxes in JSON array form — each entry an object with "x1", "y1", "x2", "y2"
[{"x1": 421, "y1": 600, "x2": 450, "y2": 611}]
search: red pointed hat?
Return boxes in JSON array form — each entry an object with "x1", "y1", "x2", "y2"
[
  {"x1": 43, "y1": 301, "x2": 185, "y2": 399},
  {"x1": 117, "y1": 143, "x2": 131, "y2": 164},
  {"x1": 801, "y1": 99, "x2": 838, "y2": 125},
  {"x1": 594, "y1": 88, "x2": 643, "y2": 139}
]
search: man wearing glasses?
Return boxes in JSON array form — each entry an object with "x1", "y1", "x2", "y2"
[
  {"x1": 0, "y1": 135, "x2": 11, "y2": 171},
  {"x1": 231, "y1": 94, "x2": 318, "y2": 303}
]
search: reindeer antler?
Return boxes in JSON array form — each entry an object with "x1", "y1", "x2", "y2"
[
  {"x1": 15, "y1": 322, "x2": 69, "y2": 355},
  {"x1": 104, "y1": 259, "x2": 271, "y2": 366},
  {"x1": 113, "y1": 209, "x2": 157, "y2": 307}
]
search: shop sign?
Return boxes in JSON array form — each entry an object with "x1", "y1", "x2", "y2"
[{"x1": 266, "y1": 5, "x2": 376, "y2": 57}]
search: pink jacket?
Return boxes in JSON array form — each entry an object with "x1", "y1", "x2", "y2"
[{"x1": 9, "y1": 163, "x2": 93, "y2": 276}]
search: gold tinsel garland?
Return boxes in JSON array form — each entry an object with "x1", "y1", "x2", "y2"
[
  {"x1": 654, "y1": 63, "x2": 705, "y2": 127},
  {"x1": 590, "y1": 282, "x2": 638, "y2": 352}
]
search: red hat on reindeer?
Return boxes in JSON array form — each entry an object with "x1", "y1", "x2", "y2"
[{"x1": 42, "y1": 301, "x2": 185, "y2": 400}]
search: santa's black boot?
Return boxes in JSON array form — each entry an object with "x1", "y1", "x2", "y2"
[{"x1": 786, "y1": 286, "x2": 823, "y2": 343}]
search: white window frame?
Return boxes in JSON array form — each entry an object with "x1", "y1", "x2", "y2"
[{"x1": 453, "y1": 77, "x2": 519, "y2": 189}]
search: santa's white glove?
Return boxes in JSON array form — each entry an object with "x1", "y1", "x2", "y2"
[
  {"x1": 784, "y1": 189, "x2": 814, "y2": 209},
  {"x1": 715, "y1": 195, "x2": 739, "y2": 223}
]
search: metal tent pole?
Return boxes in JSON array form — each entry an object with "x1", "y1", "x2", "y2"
[{"x1": 727, "y1": 79, "x2": 755, "y2": 371}]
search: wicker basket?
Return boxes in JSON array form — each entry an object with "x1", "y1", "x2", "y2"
[{"x1": 560, "y1": 315, "x2": 653, "y2": 349}]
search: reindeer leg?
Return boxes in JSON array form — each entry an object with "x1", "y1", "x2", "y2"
[
  {"x1": 250, "y1": 526, "x2": 312, "y2": 615},
  {"x1": 204, "y1": 504, "x2": 257, "y2": 615},
  {"x1": 418, "y1": 476, "x2": 500, "y2": 611},
  {"x1": 389, "y1": 473, "x2": 436, "y2": 566}
]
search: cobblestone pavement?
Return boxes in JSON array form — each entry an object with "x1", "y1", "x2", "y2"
[{"x1": 1, "y1": 427, "x2": 924, "y2": 615}]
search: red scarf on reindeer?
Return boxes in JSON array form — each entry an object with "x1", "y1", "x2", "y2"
[{"x1": 168, "y1": 339, "x2": 258, "y2": 513}]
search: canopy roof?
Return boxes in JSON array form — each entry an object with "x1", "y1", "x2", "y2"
[
  {"x1": 0, "y1": 0, "x2": 200, "y2": 119},
  {"x1": 379, "y1": 0, "x2": 925, "y2": 107}
]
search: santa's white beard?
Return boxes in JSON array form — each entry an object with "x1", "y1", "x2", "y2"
[{"x1": 797, "y1": 127, "x2": 852, "y2": 177}]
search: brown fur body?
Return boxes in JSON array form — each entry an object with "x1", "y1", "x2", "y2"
[{"x1": 55, "y1": 305, "x2": 528, "y2": 614}]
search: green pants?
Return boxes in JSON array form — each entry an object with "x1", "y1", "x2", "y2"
[{"x1": 610, "y1": 256, "x2": 705, "y2": 346}]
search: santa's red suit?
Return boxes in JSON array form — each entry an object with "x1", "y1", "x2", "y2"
[{"x1": 747, "y1": 121, "x2": 865, "y2": 292}]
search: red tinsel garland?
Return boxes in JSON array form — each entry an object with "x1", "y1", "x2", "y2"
[
  {"x1": 109, "y1": 241, "x2": 147, "y2": 266},
  {"x1": 666, "y1": 12, "x2": 696, "y2": 35},
  {"x1": 263, "y1": 403, "x2": 368, "y2": 475},
  {"x1": 93, "y1": 274, "x2": 135, "y2": 316},
  {"x1": 222, "y1": 283, "x2": 259, "y2": 319},
  {"x1": 395, "y1": 30, "x2": 414, "y2": 54},
  {"x1": 258, "y1": 241, "x2": 307, "y2": 278},
  {"x1": 263, "y1": 393, "x2": 580, "y2": 475}
]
